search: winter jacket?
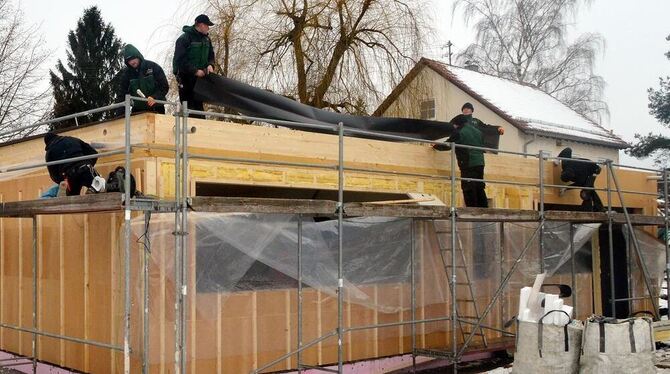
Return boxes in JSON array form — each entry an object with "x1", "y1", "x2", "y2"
[
  {"x1": 44, "y1": 134, "x2": 98, "y2": 184},
  {"x1": 119, "y1": 44, "x2": 169, "y2": 111},
  {"x1": 558, "y1": 147, "x2": 601, "y2": 186},
  {"x1": 446, "y1": 118, "x2": 485, "y2": 169},
  {"x1": 173, "y1": 25, "x2": 215, "y2": 77}
]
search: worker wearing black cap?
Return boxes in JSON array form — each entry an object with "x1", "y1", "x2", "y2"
[
  {"x1": 44, "y1": 133, "x2": 100, "y2": 196},
  {"x1": 434, "y1": 114, "x2": 489, "y2": 207},
  {"x1": 173, "y1": 14, "x2": 216, "y2": 117}
]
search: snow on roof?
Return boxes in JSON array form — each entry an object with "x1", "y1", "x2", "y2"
[{"x1": 424, "y1": 59, "x2": 628, "y2": 148}]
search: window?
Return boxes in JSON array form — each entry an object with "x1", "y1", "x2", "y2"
[{"x1": 420, "y1": 99, "x2": 435, "y2": 120}]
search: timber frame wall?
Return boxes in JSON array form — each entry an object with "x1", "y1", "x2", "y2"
[{"x1": 0, "y1": 96, "x2": 667, "y2": 374}]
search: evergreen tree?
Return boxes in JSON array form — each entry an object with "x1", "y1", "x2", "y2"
[
  {"x1": 627, "y1": 35, "x2": 670, "y2": 167},
  {"x1": 50, "y1": 6, "x2": 123, "y2": 129}
]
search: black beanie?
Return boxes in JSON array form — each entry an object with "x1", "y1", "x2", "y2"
[
  {"x1": 44, "y1": 132, "x2": 57, "y2": 145},
  {"x1": 461, "y1": 102, "x2": 474, "y2": 112}
]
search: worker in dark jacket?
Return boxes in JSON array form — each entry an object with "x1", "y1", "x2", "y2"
[
  {"x1": 434, "y1": 114, "x2": 492, "y2": 207},
  {"x1": 120, "y1": 44, "x2": 169, "y2": 114},
  {"x1": 173, "y1": 14, "x2": 215, "y2": 117},
  {"x1": 462, "y1": 102, "x2": 505, "y2": 150},
  {"x1": 557, "y1": 147, "x2": 604, "y2": 211},
  {"x1": 44, "y1": 132, "x2": 99, "y2": 196}
]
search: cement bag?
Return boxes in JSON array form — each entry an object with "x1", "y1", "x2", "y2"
[
  {"x1": 513, "y1": 311, "x2": 583, "y2": 374},
  {"x1": 580, "y1": 316, "x2": 655, "y2": 374}
]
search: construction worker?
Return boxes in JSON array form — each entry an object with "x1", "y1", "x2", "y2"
[
  {"x1": 119, "y1": 44, "x2": 169, "y2": 114},
  {"x1": 173, "y1": 14, "x2": 216, "y2": 118},
  {"x1": 434, "y1": 114, "x2": 498, "y2": 207},
  {"x1": 44, "y1": 132, "x2": 100, "y2": 196},
  {"x1": 557, "y1": 147, "x2": 604, "y2": 212}
]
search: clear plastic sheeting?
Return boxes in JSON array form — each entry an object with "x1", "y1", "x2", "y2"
[
  {"x1": 625, "y1": 227, "x2": 666, "y2": 314},
  {"x1": 542, "y1": 222, "x2": 600, "y2": 276},
  {"x1": 194, "y1": 213, "x2": 413, "y2": 313}
]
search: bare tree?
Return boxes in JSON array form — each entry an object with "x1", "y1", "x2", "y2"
[
  {"x1": 202, "y1": 0, "x2": 430, "y2": 115},
  {"x1": 454, "y1": 0, "x2": 607, "y2": 123},
  {"x1": 0, "y1": 0, "x2": 51, "y2": 141}
]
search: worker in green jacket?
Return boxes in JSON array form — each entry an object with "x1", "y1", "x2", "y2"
[
  {"x1": 434, "y1": 113, "x2": 497, "y2": 207},
  {"x1": 120, "y1": 44, "x2": 169, "y2": 114},
  {"x1": 173, "y1": 14, "x2": 216, "y2": 118}
]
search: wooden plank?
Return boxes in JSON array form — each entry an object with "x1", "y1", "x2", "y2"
[
  {"x1": 189, "y1": 197, "x2": 337, "y2": 215},
  {"x1": 38, "y1": 214, "x2": 61, "y2": 364},
  {"x1": 0, "y1": 193, "x2": 124, "y2": 217},
  {"x1": 86, "y1": 213, "x2": 115, "y2": 374},
  {"x1": 345, "y1": 203, "x2": 448, "y2": 218},
  {"x1": 61, "y1": 215, "x2": 87, "y2": 370}
]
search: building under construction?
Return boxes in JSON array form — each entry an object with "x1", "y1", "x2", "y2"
[{"x1": 0, "y1": 97, "x2": 667, "y2": 374}]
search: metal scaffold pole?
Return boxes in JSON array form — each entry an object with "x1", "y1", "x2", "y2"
[
  {"x1": 297, "y1": 214, "x2": 303, "y2": 373},
  {"x1": 606, "y1": 160, "x2": 616, "y2": 317},
  {"x1": 142, "y1": 211, "x2": 151, "y2": 374},
  {"x1": 664, "y1": 168, "x2": 669, "y2": 319},
  {"x1": 450, "y1": 143, "x2": 457, "y2": 374},
  {"x1": 539, "y1": 151, "x2": 545, "y2": 273},
  {"x1": 570, "y1": 224, "x2": 577, "y2": 317},
  {"x1": 337, "y1": 122, "x2": 345, "y2": 373},
  {"x1": 32, "y1": 216, "x2": 38, "y2": 374},
  {"x1": 181, "y1": 102, "x2": 190, "y2": 374},
  {"x1": 123, "y1": 94, "x2": 132, "y2": 374},
  {"x1": 410, "y1": 218, "x2": 416, "y2": 373},
  {"x1": 174, "y1": 103, "x2": 184, "y2": 374}
]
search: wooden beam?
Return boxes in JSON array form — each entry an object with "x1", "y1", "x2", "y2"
[
  {"x1": 0, "y1": 193, "x2": 124, "y2": 217},
  {"x1": 457, "y1": 207, "x2": 538, "y2": 222},
  {"x1": 344, "y1": 203, "x2": 448, "y2": 218},
  {"x1": 544, "y1": 210, "x2": 665, "y2": 226},
  {"x1": 188, "y1": 196, "x2": 337, "y2": 215}
]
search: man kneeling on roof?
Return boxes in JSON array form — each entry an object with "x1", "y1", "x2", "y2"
[{"x1": 44, "y1": 132, "x2": 104, "y2": 196}]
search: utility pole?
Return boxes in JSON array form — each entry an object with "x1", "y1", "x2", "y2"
[{"x1": 445, "y1": 40, "x2": 453, "y2": 65}]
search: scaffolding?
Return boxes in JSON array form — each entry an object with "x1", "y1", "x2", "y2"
[{"x1": 0, "y1": 95, "x2": 667, "y2": 374}]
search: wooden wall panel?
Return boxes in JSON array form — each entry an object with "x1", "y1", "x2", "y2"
[
  {"x1": 85, "y1": 213, "x2": 117, "y2": 374},
  {"x1": 38, "y1": 214, "x2": 62, "y2": 364},
  {"x1": 62, "y1": 215, "x2": 86, "y2": 370}
]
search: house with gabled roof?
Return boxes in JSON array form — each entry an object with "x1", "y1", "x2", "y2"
[{"x1": 374, "y1": 57, "x2": 629, "y2": 162}]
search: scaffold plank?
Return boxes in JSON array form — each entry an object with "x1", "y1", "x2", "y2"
[
  {"x1": 188, "y1": 196, "x2": 337, "y2": 215},
  {"x1": 0, "y1": 193, "x2": 124, "y2": 217}
]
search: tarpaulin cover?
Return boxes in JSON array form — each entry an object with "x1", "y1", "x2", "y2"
[{"x1": 194, "y1": 74, "x2": 467, "y2": 141}]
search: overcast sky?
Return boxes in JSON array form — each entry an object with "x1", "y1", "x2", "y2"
[{"x1": 22, "y1": 0, "x2": 670, "y2": 168}]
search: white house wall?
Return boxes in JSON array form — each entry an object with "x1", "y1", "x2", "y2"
[{"x1": 380, "y1": 67, "x2": 619, "y2": 163}]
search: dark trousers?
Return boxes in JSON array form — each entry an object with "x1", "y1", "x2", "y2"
[
  {"x1": 460, "y1": 165, "x2": 488, "y2": 208},
  {"x1": 579, "y1": 175, "x2": 604, "y2": 211},
  {"x1": 64, "y1": 162, "x2": 97, "y2": 196},
  {"x1": 178, "y1": 75, "x2": 205, "y2": 119}
]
